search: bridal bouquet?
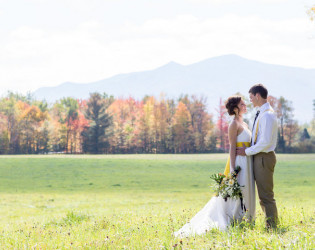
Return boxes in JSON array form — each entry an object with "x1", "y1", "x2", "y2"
[{"x1": 210, "y1": 166, "x2": 243, "y2": 201}]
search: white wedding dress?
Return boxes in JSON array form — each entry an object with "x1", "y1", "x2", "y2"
[{"x1": 174, "y1": 127, "x2": 255, "y2": 237}]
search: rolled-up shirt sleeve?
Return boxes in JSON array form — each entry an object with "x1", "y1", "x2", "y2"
[{"x1": 245, "y1": 113, "x2": 277, "y2": 156}]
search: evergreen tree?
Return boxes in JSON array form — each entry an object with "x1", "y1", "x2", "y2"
[
  {"x1": 300, "y1": 128, "x2": 310, "y2": 141},
  {"x1": 277, "y1": 96, "x2": 293, "y2": 153},
  {"x1": 82, "y1": 93, "x2": 113, "y2": 154}
]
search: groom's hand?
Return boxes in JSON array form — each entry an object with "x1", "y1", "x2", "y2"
[{"x1": 236, "y1": 143, "x2": 247, "y2": 156}]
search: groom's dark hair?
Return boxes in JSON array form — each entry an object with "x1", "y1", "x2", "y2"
[{"x1": 249, "y1": 84, "x2": 268, "y2": 99}]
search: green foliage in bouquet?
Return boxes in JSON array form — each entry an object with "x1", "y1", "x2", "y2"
[{"x1": 210, "y1": 166, "x2": 243, "y2": 201}]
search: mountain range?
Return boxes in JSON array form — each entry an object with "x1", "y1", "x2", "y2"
[{"x1": 33, "y1": 54, "x2": 315, "y2": 123}]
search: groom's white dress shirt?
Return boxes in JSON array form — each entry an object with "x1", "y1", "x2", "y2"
[{"x1": 245, "y1": 102, "x2": 278, "y2": 156}]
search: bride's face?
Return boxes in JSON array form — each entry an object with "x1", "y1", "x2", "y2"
[{"x1": 238, "y1": 100, "x2": 247, "y2": 115}]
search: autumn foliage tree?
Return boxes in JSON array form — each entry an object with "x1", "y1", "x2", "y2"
[
  {"x1": 268, "y1": 95, "x2": 300, "y2": 152},
  {"x1": 216, "y1": 98, "x2": 229, "y2": 152},
  {"x1": 19, "y1": 103, "x2": 48, "y2": 153},
  {"x1": 107, "y1": 97, "x2": 141, "y2": 153},
  {"x1": 172, "y1": 101, "x2": 194, "y2": 153},
  {"x1": 53, "y1": 97, "x2": 79, "y2": 153},
  {"x1": 153, "y1": 95, "x2": 173, "y2": 153}
]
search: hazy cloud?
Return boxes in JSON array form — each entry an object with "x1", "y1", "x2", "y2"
[{"x1": 0, "y1": 13, "x2": 314, "y2": 95}]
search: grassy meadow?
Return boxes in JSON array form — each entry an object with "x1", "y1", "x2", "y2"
[{"x1": 0, "y1": 154, "x2": 314, "y2": 249}]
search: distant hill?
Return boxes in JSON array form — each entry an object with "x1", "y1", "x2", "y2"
[{"x1": 33, "y1": 54, "x2": 315, "y2": 123}]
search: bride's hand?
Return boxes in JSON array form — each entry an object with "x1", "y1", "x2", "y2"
[{"x1": 236, "y1": 143, "x2": 247, "y2": 156}]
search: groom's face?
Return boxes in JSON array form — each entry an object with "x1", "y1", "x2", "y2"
[{"x1": 249, "y1": 93, "x2": 258, "y2": 107}]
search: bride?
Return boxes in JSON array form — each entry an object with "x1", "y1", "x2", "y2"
[{"x1": 174, "y1": 96, "x2": 255, "y2": 237}]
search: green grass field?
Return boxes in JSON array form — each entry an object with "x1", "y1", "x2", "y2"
[{"x1": 0, "y1": 154, "x2": 314, "y2": 249}]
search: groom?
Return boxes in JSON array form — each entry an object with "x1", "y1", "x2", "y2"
[{"x1": 236, "y1": 84, "x2": 278, "y2": 229}]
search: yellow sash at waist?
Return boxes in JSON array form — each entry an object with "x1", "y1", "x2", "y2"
[{"x1": 223, "y1": 142, "x2": 250, "y2": 176}]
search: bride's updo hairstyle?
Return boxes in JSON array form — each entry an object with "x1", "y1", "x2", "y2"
[{"x1": 225, "y1": 96, "x2": 242, "y2": 116}]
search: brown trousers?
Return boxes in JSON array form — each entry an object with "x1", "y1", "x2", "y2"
[{"x1": 253, "y1": 151, "x2": 278, "y2": 227}]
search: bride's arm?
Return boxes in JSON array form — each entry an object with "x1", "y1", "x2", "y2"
[{"x1": 228, "y1": 122, "x2": 238, "y2": 173}]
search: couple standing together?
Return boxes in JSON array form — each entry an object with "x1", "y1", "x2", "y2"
[{"x1": 175, "y1": 84, "x2": 278, "y2": 237}]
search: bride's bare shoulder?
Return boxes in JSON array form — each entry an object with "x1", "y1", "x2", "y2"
[
  {"x1": 229, "y1": 120, "x2": 239, "y2": 131},
  {"x1": 230, "y1": 119, "x2": 244, "y2": 127}
]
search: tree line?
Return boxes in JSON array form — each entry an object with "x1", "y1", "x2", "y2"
[{"x1": 0, "y1": 92, "x2": 313, "y2": 154}]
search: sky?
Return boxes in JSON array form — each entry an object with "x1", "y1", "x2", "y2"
[{"x1": 0, "y1": 0, "x2": 314, "y2": 97}]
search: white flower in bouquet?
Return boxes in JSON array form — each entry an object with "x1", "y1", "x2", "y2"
[{"x1": 210, "y1": 166, "x2": 244, "y2": 201}]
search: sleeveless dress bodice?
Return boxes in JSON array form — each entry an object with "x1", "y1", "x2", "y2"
[{"x1": 237, "y1": 127, "x2": 251, "y2": 143}]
